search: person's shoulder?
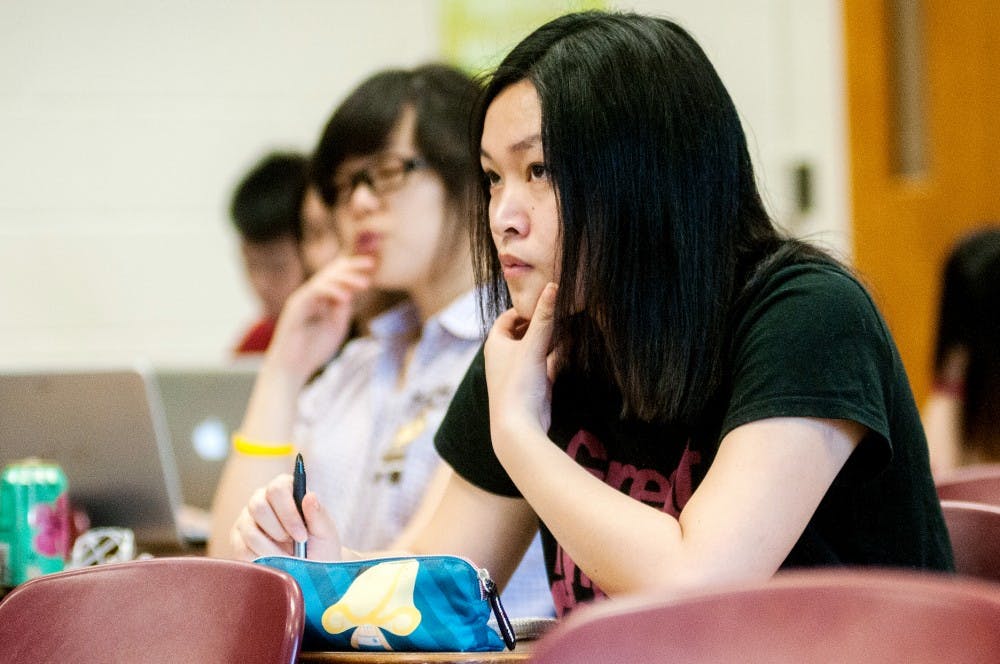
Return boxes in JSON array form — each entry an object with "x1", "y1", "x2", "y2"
[
  {"x1": 735, "y1": 256, "x2": 891, "y2": 349},
  {"x1": 763, "y1": 258, "x2": 862, "y2": 291},
  {"x1": 750, "y1": 258, "x2": 877, "y2": 316},
  {"x1": 233, "y1": 317, "x2": 276, "y2": 354}
]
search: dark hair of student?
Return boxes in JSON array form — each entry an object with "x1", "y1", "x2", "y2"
[
  {"x1": 311, "y1": 64, "x2": 481, "y2": 255},
  {"x1": 933, "y1": 225, "x2": 1000, "y2": 456},
  {"x1": 230, "y1": 152, "x2": 308, "y2": 244},
  {"x1": 470, "y1": 11, "x2": 825, "y2": 426}
]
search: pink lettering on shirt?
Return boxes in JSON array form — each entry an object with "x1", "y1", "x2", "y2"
[{"x1": 550, "y1": 429, "x2": 703, "y2": 616}]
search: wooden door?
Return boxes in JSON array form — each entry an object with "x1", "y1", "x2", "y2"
[{"x1": 843, "y1": 0, "x2": 1000, "y2": 405}]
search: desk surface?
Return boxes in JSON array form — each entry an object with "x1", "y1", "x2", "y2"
[{"x1": 297, "y1": 641, "x2": 534, "y2": 663}]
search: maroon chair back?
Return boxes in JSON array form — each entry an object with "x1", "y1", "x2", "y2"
[
  {"x1": 529, "y1": 569, "x2": 1000, "y2": 664},
  {"x1": 941, "y1": 499, "x2": 1000, "y2": 582},
  {"x1": 0, "y1": 556, "x2": 303, "y2": 663},
  {"x1": 936, "y1": 463, "x2": 1000, "y2": 505}
]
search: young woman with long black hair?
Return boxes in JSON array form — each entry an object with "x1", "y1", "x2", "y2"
[{"x1": 231, "y1": 11, "x2": 952, "y2": 616}]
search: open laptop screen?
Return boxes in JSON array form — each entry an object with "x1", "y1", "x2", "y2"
[
  {"x1": 153, "y1": 366, "x2": 255, "y2": 512},
  {"x1": 0, "y1": 368, "x2": 183, "y2": 548}
]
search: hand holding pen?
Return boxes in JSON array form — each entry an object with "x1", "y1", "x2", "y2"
[
  {"x1": 293, "y1": 453, "x2": 307, "y2": 558},
  {"x1": 231, "y1": 461, "x2": 347, "y2": 561}
]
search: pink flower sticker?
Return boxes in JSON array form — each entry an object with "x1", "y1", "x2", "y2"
[{"x1": 29, "y1": 493, "x2": 70, "y2": 558}]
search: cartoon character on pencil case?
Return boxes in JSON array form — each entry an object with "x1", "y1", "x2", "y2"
[{"x1": 322, "y1": 559, "x2": 422, "y2": 650}]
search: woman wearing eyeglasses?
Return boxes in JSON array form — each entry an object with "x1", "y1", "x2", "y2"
[{"x1": 209, "y1": 64, "x2": 554, "y2": 618}]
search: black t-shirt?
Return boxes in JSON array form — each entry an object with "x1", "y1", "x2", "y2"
[{"x1": 435, "y1": 261, "x2": 954, "y2": 615}]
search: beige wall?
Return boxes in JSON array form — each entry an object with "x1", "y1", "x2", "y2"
[{"x1": 0, "y1": 0, "x2": 847, "y2": 368}]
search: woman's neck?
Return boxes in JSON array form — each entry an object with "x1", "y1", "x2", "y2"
[{"x1": 407, "y1": 249, "x2": 474, "y2": 325}]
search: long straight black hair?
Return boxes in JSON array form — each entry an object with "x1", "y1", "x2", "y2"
[{"x1": 471, "y1": 11, "x2": 802, "y2": 426}]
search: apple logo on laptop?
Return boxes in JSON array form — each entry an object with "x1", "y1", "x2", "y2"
[{"x1": 191, "y1": 417, "x2": 229, "y2": 461}]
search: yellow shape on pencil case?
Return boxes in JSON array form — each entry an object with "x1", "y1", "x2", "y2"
[{"x1": 322, "y1": 559, "x2": 423, "y2": 641}]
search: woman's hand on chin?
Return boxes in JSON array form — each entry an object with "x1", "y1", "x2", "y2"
[{"x1": 484, "y1": 282, "x2": 558, "y2": 446}]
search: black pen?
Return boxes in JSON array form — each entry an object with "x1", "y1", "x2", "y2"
[{"x1": 293, "y1": 453, "x2": 307, "y2": 558}]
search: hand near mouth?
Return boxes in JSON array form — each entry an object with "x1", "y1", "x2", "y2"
[
  {"x1": 484, "y1": 282, "x2": 559, "y2": 445},
  {"x1": 266, "y1": 254, "x2": 376, "y2": 385}
]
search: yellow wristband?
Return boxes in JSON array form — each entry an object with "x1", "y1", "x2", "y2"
[{"x1": 232, "y1": 434, "x2": 294, "y2": 457}]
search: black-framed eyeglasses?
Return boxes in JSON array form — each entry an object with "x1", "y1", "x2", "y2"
[{"x1": 332, "y1": 154, "x2": 428, "y2": 207}]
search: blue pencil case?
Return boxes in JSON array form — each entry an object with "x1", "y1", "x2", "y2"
[{"x1": 255, "y1": 554, "x2": 515, "y2": 652}]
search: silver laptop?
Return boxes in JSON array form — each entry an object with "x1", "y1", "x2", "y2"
[
  {"x1": 0, "y1": 367, "x2": 184, "y2": 548},
  {"x1": 152, "y1": 366, "x2": 256, "y2": 512}
]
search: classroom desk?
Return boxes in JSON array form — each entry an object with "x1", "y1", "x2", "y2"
[{"x1": 297, "y1": 641, "x2": 534, "y2": 663}]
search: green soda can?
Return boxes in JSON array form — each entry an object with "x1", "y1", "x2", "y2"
[{"x1": 0, "y1": 458, "x2": 70, "y2": 587}]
